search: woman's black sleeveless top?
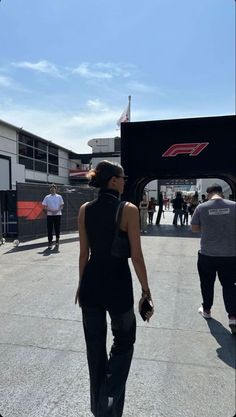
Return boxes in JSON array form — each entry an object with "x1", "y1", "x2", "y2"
[{"x1": 79, "y1": 188, "x2": 134, "y2": 313}]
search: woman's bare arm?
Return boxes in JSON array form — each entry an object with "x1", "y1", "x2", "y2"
[{"x1": 126, "y1": 204, "x2": 149, "y2": 292}]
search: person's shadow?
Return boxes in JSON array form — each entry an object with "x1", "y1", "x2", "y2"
[
  {"x1": 40, "y1": 246, "x2": 60, "y2": 256},
  {"x1": 206, "y1": 318, "x2": 236, "y2": 369}
]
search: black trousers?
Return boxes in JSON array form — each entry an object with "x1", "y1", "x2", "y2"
[
  {"x1": 172, "y1": 209, "x2": 183, "y2": 225},
  {"x1": 47, "y1": 215, "x2": 61, "y2": 243},
  {"x1": 148, "y1": 211, "x2": 154, "y2": 224},
  {"x1": 82, "y1": 306, "x2": 136, "y2": 417},
  {"x1": 197, "y1": 252, "x2": 236, "y2": 317}
]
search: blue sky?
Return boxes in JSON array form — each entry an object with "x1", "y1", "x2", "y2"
[{"x1": 0, "y1": 0, "x2": 235, "y2": 153}]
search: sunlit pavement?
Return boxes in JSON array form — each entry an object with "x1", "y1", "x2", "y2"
[{"x1": 0, "y1": 223, "x2": 235, "y2": 417}]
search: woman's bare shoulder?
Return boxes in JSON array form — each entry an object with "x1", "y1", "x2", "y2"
[
  {"x1": 79, "y1": 202, "x2": 90, "y2": 215},
  {"x1": 124, "y1": 202, "x2": 138, "y2": 213}
]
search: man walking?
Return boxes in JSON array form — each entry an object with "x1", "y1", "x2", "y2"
[
  {"x1": 42, "y1": 184, "x2": 64, "y2": 249},
  {"x1": 191, "y1": 184, "x2": 236, "y2": 334}
]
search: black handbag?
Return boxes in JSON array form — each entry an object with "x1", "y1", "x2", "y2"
[{"x1": 111, "y1": 201, "x2": 131, "y2": 259}]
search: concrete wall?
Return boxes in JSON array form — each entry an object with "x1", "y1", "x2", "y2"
[
  {"x1": 88, "y1": 138, "x2": 115, "y2": 153},
  {"x1": 91, "y1": 155, "x2": 120, "y2": 168},
  {"x1": 0, "y1": 123, "x2": 25, "y2": 189}
]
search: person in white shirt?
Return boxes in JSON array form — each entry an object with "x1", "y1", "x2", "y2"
[{"x1": 42, "y1": 184, "x2": 64, "y2": 249}]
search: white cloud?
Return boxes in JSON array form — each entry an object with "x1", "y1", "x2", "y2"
[
  {"x1": 12, "y1": 60, "x2": 62, "y2": 77},
  {"x1": 72, "y1": 62, "x2": 133, "y2": 79},
  {"x1": 0, "y1": 104, "x2": 120, "y2": 153},
  {"x1": 0, "y1": 74, "x2": 15, "y2": 88},
  {"x1": 126, "y1": 80, "x2": 154, "y2": 93},
  {"x1": 72, "y1": 63, "x2": 112, "y2": 79},
  {"x1": 86, "y1": 99, "x2": 108, "y2": 112}
]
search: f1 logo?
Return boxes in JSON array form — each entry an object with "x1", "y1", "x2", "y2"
[{"x1": 162, "y1": 142, "x2": 209, "y2": 157}]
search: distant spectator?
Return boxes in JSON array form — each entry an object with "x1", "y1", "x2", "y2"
[
  {"x1": 148, "y1": 197, "x2": 156, "y2": 224},
  {"x1": 163, "y1": 195, "x2": 169, "y2": 211},
  {"x1": 182, "y1": 199, "x2": 189, "y2": 225},
  {"x1": 189, "y1": 191, "x2": 199, "y2": 216},
  {"x1": 201, "y1": 194, "x2": 207, "y2": 203},
  {"x1": 172, "y1": 191, "x2": 184, "y2": 226},
  {"x1": 139, "y1": 195, "x2": 149, "y2": 232}
]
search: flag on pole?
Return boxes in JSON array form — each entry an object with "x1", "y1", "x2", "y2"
[{"x1": 117, "y1": 96, "x2": 131, "y2": 128}]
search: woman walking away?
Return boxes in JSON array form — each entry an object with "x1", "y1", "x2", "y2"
[{"x1": 75, "y1": 160, "x2": 154, "y2": 417}]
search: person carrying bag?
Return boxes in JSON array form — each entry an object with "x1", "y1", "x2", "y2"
[{"x1": 75, "y1": 160, "x2": 154, "y2": 417}]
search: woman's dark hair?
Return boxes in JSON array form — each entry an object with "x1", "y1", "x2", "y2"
[{"x1": 87, "y1": 160, "x2": 123, "y2": 188}]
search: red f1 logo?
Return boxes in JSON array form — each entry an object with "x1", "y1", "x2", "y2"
[{"x1": 162, "y1": 142, "x2": 209, "y2": 157}]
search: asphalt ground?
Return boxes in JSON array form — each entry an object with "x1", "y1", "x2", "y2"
[{"x1": 0, "y1": 210, "x2": 235, "y2": 417}]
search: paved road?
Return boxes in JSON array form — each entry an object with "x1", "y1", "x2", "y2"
[{"x1": 0, "y1": 211, "x2": 235, "y2": 417}]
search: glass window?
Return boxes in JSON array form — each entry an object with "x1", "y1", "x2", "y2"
[
  {"x1": 19, "y1": 134, "x2": 33, "y2": 146},
  {"x1": 34, "y1": 149, "x2": 47, "y2": 162},
  {"x1": 35, "y1": 139, "x2": 47, "y2": 151},
  {"x1": 35, "y1": 160, "x2": 47, "y2": 172},
  {"x1": 19, "y1": 156, "x2": 34, "y2": 170},
  {"x1": 48, "y1": 153, "x2": 58, "y2": 165},
  {"x1": 48, "y1": 145, "x2": 58, "y2": 155},
  {"x1": 49, "y1": 164, "x2": 58, "y2": 175},
  {"x1": 19, "y1": 143, "x2": 34, "y2": 158}
]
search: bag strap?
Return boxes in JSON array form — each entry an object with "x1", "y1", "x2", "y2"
[{"x1": 115, "y1": 201, "x2": 126, "y2": 232}]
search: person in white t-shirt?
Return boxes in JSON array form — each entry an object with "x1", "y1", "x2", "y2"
[{"x1": 42, "y1": 184, "x2": 64, "y2": 249}]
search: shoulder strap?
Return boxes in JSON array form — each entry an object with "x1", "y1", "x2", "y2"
[{"x1": 115, "y1": 201, "x2": 126, "y2": 228}]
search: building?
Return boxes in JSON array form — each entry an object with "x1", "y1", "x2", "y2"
[
  {"x1": 0, "y1": 119, "x2": 80, "y2": 190},
  {"x1": 0, "y1": 119, "x2": 123, "y2": 190},
  {"x1": 69, "y1": 136, "x2": 121, "y2": 183}
]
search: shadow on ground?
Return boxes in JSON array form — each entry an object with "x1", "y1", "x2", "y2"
[
  {"x1": 3, "y1": 236, "x2": 79, "y2": 254},
  {"x1": 206, "y1": 318, "x2": 236, "y2": 369}
]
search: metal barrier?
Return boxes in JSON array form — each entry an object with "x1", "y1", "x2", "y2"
[{"x1": 16, "y1": 183, "x2": 97, "y2": 242}]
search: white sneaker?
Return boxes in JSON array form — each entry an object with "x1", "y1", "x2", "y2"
[
  {"x1": 229, "y1": 317, "x2": 236, "y2": 334},
  {"x1": 198, "y1": 306, "x2": 211, "y2": 319}
]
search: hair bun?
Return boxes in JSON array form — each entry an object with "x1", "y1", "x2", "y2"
[{"x1": 87, "y1": 169, "x2": 100, "y2": 188}]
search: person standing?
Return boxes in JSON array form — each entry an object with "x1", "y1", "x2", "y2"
[
  {"x1": 42, "y1": 184, "x2": 64, "y2": 249},
  {"x1": 189, "y1": 191, "x2": 199, "y2": 216},
  {"x1": 139, "y1": 195, "x2": 149, "y2": 232},
  {"x1": 182, "y1": 198, "x2": 189, "y2": 226},
  {"x1": 172, "y1": 191, "x2": 184, "y2": 226},
  {"x1": 191, "y1": 183, "x2": 236, "y2": 334},
  {"x1": 148, "y1": 197, "x2": 156, "y2": 224},
  {"x1": 75, "y1": 160, "x2": 153, "y2": 417}
]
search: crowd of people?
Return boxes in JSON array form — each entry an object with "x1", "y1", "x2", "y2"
[{"x1": 138, "y1": 190, "x2": 207, "y2": 230}]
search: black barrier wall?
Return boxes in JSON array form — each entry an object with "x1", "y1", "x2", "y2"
[
  {"x1": 121, "y1": 115, "x2": 236, "y2": 203},
  {"x1": 16, "y1": 183, "x2": 97, "y2": 241}
]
